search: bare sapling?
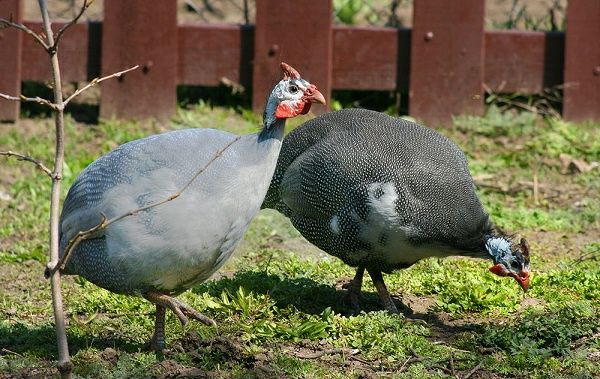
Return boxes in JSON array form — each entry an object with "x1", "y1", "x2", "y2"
[{"x1": 0, "y1": 0, "x2": 137, "y2": 377}]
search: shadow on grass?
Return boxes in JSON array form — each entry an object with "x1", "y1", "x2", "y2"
[
  {"x1": 0, "y1": 322, "x2": 145, "y2": 359},
  {"x1": 195, "y1": 270, "x2": 420, "y2": 316},
  {"x1": 195, "y1": 270, "x2": 490, "y2": 339}
]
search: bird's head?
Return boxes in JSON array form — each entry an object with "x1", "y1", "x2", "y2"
[
  {"x1": 486, "y1": 236, "x2": 530, "y2": 292},
  {"x1": 263, "y1": 62, "x2": 326, "y2": 129}
]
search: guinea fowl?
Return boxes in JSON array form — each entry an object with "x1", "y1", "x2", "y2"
[
  {"x1": 263, "y1": 108, "x2": 530, "y2": 313},
  {"x1": 58, "y1": 63, "x2": 325, "y2": 350}
]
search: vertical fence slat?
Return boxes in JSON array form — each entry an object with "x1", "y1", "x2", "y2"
[
  {"x1": 0, "y1": 0, "x2": 22, "y2": 121},
  {"x1": 252, "y1": 0, "x2": 332, "y2": 114},
  {"x1": 409, "y1": 0, "x2": 484, "y2": 125},
  {"x1": 100, "y1": 0, "x2": 177, "y2": 121},
  {"x1": 563, "y1": 0, "x2": 600, "y2": 122}
]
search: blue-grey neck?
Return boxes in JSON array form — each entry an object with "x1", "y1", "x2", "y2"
[
  {"x1": 484, "y1": 235, "x2": 512, "y2": 263},
  {"x1": 259, "y1": 117, "x2": 285, "y2": 142},
  {"x1": 259, "y1": 97, "x2": 285, "y2": 142}
]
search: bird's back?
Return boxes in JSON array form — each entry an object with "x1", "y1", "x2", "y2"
[
  {"x1": 264, "y1": 109, "x2": 490, "y2": 267},
  {"x1": 61, "y1": 128, "x2": 280, "y2": 294}
]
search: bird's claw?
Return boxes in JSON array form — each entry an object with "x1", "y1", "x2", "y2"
[{"x1": 170, "y1": 297, "x2": 216, "y2": 328}]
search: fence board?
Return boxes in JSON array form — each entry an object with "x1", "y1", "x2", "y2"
[
  {"x1": 563, "y1": 0, "x2": 600, "y2": 122},
  {"x1": 100, "y1": 0, "x2": 177, "y2": 121},
  {"x1": 178, "y1": 24, "x2": 254, "y2": 87},
  {"x1": 0, "y1": 0, "x2": 22, "y2": 121},
  {"x1": 485, "y1": 31, "x2": 564, "y2": 93},
  {"x1": 252, "y1": 0, "x2": 332, "y2": 114},
  {"x1": 332, "y1": 26, "x2": 410, "y2": 91},
  {"x1": 410, "y1": 0, "x2": 484, "y2": 125}
]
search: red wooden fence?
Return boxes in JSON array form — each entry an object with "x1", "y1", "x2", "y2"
[{"x1": 1, "y1": 0, "x2": 599, "y2": 125}]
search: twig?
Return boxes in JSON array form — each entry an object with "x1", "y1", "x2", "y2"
[
  {"x1": 291, "y1": 348, "x2": 360, "y2": 359},
  {"x1": 46, "y1": 214, "x2": 108, "y2": 278},
  {"x1": 398, "y1": 356, "x2": 426, "y2": 372},
  {"x1": 0, "y1": 17, "x2": 49, "y2": 50},
  {"x1": 36, "y1": 0, "x2": 73, "y2": 375},
  {"x1": 48, "y1": 136, "x2": 241, "y2": 276},
  {"x1": 52, "y1": 0, "x2": 93, "y2": 51},
  {"x1": 429, "y1": 364, "x2": 454, "y2": 376},
  {"x1": 0, "y1": 151, "x2": 53, "y2": 178},
  {"x1": 463, "y1": 362, "x2": 483, "y2": 379},
  {"x1": 1, "y1": 348, "x2": 25, "y2": 358},
  {"x1": 0, "y1": 92, "x2": 58, "y2": 110},
  {"x1": 533, "y1": 173, "x2": 539, "y2": 203},
  {"x1": 63, "y1": 65, "x2": 139, "y2": 107},
  {"x1": 575, "y1": 250, "x2": 600, "y2": 264}
]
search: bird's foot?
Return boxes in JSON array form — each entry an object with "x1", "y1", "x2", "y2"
[
  {"x1": 367, "y1": 269, "x2": 399, "y2": 314},
  {"x1": 145, "y1": 292, "x2": 216, "y2": 328},
  {"x1": 340, "y1": 266, "x2": 365, "y2": 316},
  {"x1": 169, "y1": 297, "x2": 217, "y2": 328}
]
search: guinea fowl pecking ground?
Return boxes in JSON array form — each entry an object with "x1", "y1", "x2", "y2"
[
  {"x1": 263, "y1": 108, "x2": 531, "y2": 314},
  {"x1": 0, "y1": 106, "x2": 598, "y2": 378}
]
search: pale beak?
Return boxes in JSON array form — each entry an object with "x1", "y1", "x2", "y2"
[
  {"x1": 489, "y1": 264, "x2": 530, "y2": 292},
  {"x1": 514, "y1": 271, "x2": 530, "y2": 292},
  {"x1": 306, "y1": 89, "x2": 326, "y2": 105}
]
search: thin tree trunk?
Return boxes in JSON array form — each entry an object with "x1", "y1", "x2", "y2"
[{"x1": 37, "y1": 0, "x2": 72, "y2": 377}]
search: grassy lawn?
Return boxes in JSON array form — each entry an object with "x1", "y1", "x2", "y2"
[{"x1": 0, "y1": 103, "x2": 598, "y2": 378}]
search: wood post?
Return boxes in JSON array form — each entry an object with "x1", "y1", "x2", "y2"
[
  {"x1": 252, "y1": 0, "x2": 332, "y2": 114},
  {"x1": 0, "y1": 0, "x2": 22, "y2": 121},
  {"x1": 100, "y1": 0, "x2": 178, "y2": 121},
  {"x1": 409, "y1": 0, "x2": 485, "y2": 126},
  {"x1": 563, "y1": 0, "x2": 600, "y2": 122}
]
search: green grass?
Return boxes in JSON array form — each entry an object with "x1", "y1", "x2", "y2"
[{"x1": 1, "y1": 105, "x2": 599, "y2": 378}]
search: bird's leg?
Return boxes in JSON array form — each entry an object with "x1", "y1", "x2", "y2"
[
  {"x1": 345, "y1": 266, "x2": 365, "y2": 315},
  {"x1": 367, "y1": 269, "x2": 398, "y2": 314},
  {"x1": 144, "y1": 291, "x2": 217, "y2": 350},
  {"x1": 150, "y1": 304, "x2": 166, "y2": 352}
]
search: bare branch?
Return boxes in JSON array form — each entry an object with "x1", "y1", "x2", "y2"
[
  {"x1": 48, "y1": 136, "x2": 242, "y2": 276},
  {"x1": 291, "y1": 348, "x2": 360, "y2": 359},
  {"x1": 63, "y1": 65, "x2": 139, "y2": 107},
  {"x1": 0, "y1": 92, "x2": 58, "y2": 110},
  {"x1": 463, "y1": 362, "x2": 483, "y2": 379},
  {"x1": 0, "y1": 151, "x2": 53, "y2": 178},
  {"x1": 52, "y1": 0, "x2": 94, "y2": 51},
  {"x1": 0, "y1": 17, "x2": 49, "y2": 50}
]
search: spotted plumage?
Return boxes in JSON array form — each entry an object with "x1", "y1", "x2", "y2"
[{"x1": 263, "y1": 108, "x2": 530, "y2": 313}]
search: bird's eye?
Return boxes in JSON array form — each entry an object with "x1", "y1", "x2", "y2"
[
  {"x1": 289, "y1": 85, "x2": 298, "y2": 94},
  {"x1": 511, "y1": 261, "x2": 520, "y2": 270}
]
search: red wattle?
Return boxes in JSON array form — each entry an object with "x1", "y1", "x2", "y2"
[{"x1": 275, "y1": 102, "x2": 306, "y2": 119}]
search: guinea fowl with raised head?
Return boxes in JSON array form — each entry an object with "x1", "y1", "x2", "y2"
[
  {"x1": 263, "y1": 108, "x2": 530, "y2": 314},
  {"x1": 57, "y1": 63, "x2": 325, "y2": 350}
]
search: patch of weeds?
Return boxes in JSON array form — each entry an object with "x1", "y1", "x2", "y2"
[
  {"x1": 328, "y1": 311, "x2": 430, "y2": 363},
  {"x1": 271, "y1": 353, "x2": 316, "y2": 378},
  {"x1": 530, "y1": 259, "x2": 600, "y2": 303},
  {"x1": 454, "y1": 105, "x2": 538, "y2": 138},
  {"x1": 384, "y1": 258, "x2": 524, "y2": 316},
  {"x1": 480, "y1": 301, "x2": 599, "y2": 369}
]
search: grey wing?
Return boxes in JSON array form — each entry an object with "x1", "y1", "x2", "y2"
[{"x1": 59, "y1": 128, "x2": 236, "y2": 256}]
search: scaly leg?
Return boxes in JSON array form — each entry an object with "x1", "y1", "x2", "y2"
[
  {"x1": 144, "y1": 291, "x2": 216, "y2": 351},
  {"x1": 150, "y1": 304, "x2": 166, "y2": 351},
  {"x1": 367, "y1": 269, "x2": 398, "y2": 314},
  {"x1": 345, "y1": 266, "x2": 365, "y2": 315}
]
